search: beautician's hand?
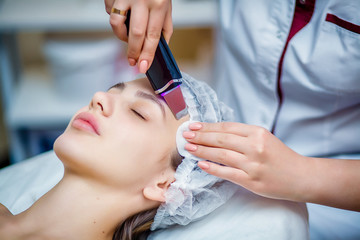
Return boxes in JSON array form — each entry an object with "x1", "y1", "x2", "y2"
[
  {"x1": 184, "y1": 122, "x2": 360, "y2": 211},
  {"x1": 105, "y1": 0, "x2": 173, "y2": 73},
  {"x1": 182, "y1": 122, "x2": 308, "y2": 202}
]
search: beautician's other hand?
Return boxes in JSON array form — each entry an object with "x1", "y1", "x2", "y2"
[
  {"x1": 182, "y1": 122, "x2": 308, "y2": 202},
  {"x1": 105, "y1": 0, "x2": 173, "y2": 73},
  {"x1": 184, "y1": 122, "x2": 360, "y2": 211}
]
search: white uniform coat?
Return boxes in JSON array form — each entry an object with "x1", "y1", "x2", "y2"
[{"x1": 215, "y1": 0, "x2": 360, "y2": 239}]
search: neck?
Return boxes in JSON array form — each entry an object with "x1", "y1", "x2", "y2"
[{"x1": 7, "y1": 173, "x2": 142, "y2": 240}]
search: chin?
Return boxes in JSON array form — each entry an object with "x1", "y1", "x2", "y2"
[
  {"x1": 53, "y1": 132, "x2": 74, "y2": 165},
  {"x1": 53, "y1": 131, "x2": 94, "y2": 173}
]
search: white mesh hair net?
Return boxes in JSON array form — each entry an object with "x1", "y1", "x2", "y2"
[{"x1": 151, "y1": 73, "x2": 238, "y2": 230}]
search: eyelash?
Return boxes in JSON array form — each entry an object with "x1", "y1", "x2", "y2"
[{"x1": 131, "y1": 109, "x2": 146, "y2": 120}]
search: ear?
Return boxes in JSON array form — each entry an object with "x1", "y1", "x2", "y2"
[{"x1": 143, "y1": 172, "x2": 175, "y2": 203}]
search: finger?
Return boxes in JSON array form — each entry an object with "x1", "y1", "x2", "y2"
[
  {"x1": 189, "y1": 122, "x2": 257, "y2": 137},
  {"x1": 127, "y1": 4, "x2": 149, "y2": 65},
  {"x1": 185, "y1": 143, "x2": 247, "y2": 170},
  {"x1": 109, "y1": 1, "x2": 130, "y2": 42},
  {"x1": 162, "y1": 1, "x2": 173, "y2": 43},
  {"x1": 110, "y1": 15, "x2": 128, "y2": 42},
  {"x1": 184, "y1": 131, "x2": 247, "y2": 153},
  {"x1": 138, "y1": 8, "x2": 166, "y2": 73},
  {"x1": 198, "y1": 161, "x2": 248, "y2": 186},
  {"x1": 104, "y1": 0, "x2": 115, "y2": 14}
]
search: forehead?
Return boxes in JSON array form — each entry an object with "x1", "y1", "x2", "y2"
[{"x1": 126, "y1": 78, "x2": 153, "y2": 91}]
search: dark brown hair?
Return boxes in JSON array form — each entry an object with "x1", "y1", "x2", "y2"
[{"x1": 113, "y1": 151, "x2": 183, "y2": 240}]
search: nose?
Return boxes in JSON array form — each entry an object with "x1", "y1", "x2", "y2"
[{"x1": 90, "y1": 91, "x2": 112, "y2": 117}]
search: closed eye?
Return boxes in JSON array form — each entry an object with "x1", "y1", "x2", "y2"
[{"x1": 131, "y1": 109, "x2": 146, "y2": 120}]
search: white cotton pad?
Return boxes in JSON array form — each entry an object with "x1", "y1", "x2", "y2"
[
  {"x1": 176, "y1": 121, "x2": 202, "y2": 161},
  {"x1": 175, "y1": 121, "x2": 190, "y2": 157}
]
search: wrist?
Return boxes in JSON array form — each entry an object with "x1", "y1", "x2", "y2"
[{"x1": 289, "y1": 155, "x2": 317, "y2": 203}]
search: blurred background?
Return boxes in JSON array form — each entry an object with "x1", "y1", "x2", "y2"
[{"x1": 0, "y1": 0, "x2": 218, "y2": 167}]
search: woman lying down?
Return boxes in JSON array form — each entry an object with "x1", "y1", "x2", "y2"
[
  {"x1": 0, "y1": 73, "x2": 239, "y2": 239},
  {"x1": 0, "y1": 73, "x2": 309, "y2": 240}
]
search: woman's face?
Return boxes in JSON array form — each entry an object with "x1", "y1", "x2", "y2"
[{"x1": 54, "y1": 78, "x2": 187, "y2": 191}]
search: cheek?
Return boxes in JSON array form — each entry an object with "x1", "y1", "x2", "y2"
[
  {"x1": 101, "y1": 127, "x2": 170, "y2": 180},
  {"x1": 103, "y1": 126, "x2": 152, "y2": 168}
]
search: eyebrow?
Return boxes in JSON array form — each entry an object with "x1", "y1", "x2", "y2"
[
  {"x1": 135, "y1": 90, "x2": 166, "y2": 119},
  {"x1": 108, "y1": 82, "x2": 125, "y2": 91},
  {"x1": 109, "y1": 82, "x2": 166, "y2": 118}
]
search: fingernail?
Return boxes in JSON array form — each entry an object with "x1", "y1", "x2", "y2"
[
  {"x1": 183, "y1": 131, "x2": 195, "y2": 139},
  {"x1": 185, "y1": 143, "x2": 197, "y2": 151},
  {"x1": 128, "y1": 58, "x2": 136, "y2": 66},
  {"x1": 198, "y1": 161, "x2": 210, "y2": 170},
  {"x1": 189, "y1": 122, "x2": 202, "y2": 130},
  {"x1": 139, "y1": 60, "x2": 148, "y2": 73}
]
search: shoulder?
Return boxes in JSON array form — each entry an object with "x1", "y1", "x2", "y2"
[
  {"x1": 0, "y1": 204, "x2": 12, "y2": 216},
  {"x1": 0, "y1": 204, "x2": 15, "y2": 239}
]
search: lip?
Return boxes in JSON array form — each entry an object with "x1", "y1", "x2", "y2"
[{"x1": 72, "y1": 112, "x2": 100, "y2": 135}]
